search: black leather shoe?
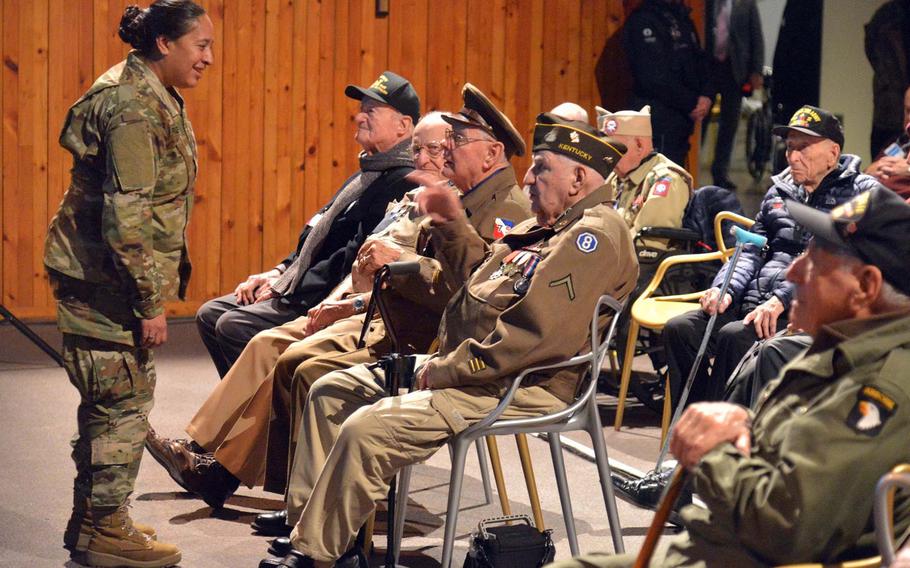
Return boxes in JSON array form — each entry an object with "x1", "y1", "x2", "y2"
[
  {"x1": 268, "y1": 537, "x2": 292, "y2": 557},
  {"x1": 258, "y1": 550, "x2": 314, "y2": 568},
  {"x1": 611, "y1": 468, "x2": 692, "y2": 526},
  {"x1": 145, "y1": 427, "x2": 239, "y2": 509},
  {"x1": 253, "y1": 510, "x2": 292, "y2": 536}
]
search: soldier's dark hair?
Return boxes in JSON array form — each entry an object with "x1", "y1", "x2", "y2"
[{"x1": 118, "y1": 1, "x2": 206, "y2": 61}]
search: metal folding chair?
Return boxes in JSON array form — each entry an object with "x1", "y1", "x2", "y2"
[{"x1": 394, "y1": 294, "x2": 627, "y2": 567}]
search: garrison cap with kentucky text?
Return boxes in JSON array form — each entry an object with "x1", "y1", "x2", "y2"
[
  {"x1": 787, "y1": 186, "x2": 910, "y2": 297},
  {"x1": 532, "y1": 113, "x2": 626, "y2": 179},
  {"x1": 345, "y1": 70, "x2": 420, "y2": 123},
  {"x1": 595, "y1": 105, "x2": 653, "y2": 137},
  {"x1": 442, "y1": 83, "x2": 526, "y2": 158},
  {"x1": 772, "y1": 105, "x2": 845, "y2": 148}
]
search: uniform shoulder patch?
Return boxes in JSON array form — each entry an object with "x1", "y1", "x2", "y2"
[
  {"x1": 651, "y1": 176, "x2": 672, "y2": 198},
  {"x1": 493, "y1": 217, "x2": 515, "y2": 240},
  {"x1": 846, "y1": 386, "x2": 897, "y2": 437},
  {"x1": 576, "y1": 232, "x2": 598, "y2": 253}
]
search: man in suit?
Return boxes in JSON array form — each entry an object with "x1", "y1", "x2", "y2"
[
  {"x1": 194, "y1": 71, "x2": 419, "y2": 377},
  {"x1": 703, "y1": 0, "x2": 764, "y2": 189}
]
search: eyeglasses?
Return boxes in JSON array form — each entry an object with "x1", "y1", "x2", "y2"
[
  {"x1": 410, "y1": 140, "x2": 447, "y2": 158},
  {"x1": 445, "y1": 129, "x2": 494, "y2": 148}
]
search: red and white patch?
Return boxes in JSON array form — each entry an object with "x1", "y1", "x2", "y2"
[{"x1": 651, "y1": 180, "x2": 670, "y2": 197}]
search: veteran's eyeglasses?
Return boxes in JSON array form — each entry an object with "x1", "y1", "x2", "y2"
[
  {"x1": 445, "y1": 129, "x2": 494, "y2": 148},
  {"x1": 410, "y1": 140, "x2": 447, "y2": 158}
]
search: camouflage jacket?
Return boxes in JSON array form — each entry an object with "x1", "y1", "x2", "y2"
[{"x1": 45, "y1": 52, "x2": 196, "y2": 345}]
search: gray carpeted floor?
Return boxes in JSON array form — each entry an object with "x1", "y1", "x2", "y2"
[{"x1": 0, "y1": 317, "x2": 681, "y2": 567}]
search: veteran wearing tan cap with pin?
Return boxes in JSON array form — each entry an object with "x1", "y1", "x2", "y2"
[
  {"x1": 257, "y1": 113, "x2": 638, "y2": 567},
  {"x1": 596, "y1": 105, "x2": 693, "y2": 250}
]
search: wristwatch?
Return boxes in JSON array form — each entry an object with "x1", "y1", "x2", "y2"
[{"x1": 352, "y1": 296, "x2": 366, "y2": 314}]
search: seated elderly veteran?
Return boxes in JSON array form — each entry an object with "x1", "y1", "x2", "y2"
[
  {"x1": 144, "y1": 86, "x2": 531, "y2": 510},
  {"x1": 551, "y1": 186, "x2": 910, "y2": 568},
  {"x1": 194, "y1": 71, "x2": 418, "y2": 378},
  {"x1": 257, "y1": 114, "x2": 637, "y2": 567},
  {"x1": 595, "y1": 105, "x2": 692, "y2": 249}
]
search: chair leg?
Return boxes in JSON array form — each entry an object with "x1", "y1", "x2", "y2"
[
  {"x1": 660, "y1": 377, "x2": 672, "y2": 447},
  {"x1": 475, "y1": 438, "x2": 494, "y2": 505},
  {"x1": 587, "y1": 413, "x2": 626, "y2": 553},
  {"x1": 485, "y1": 436, "x2": 512, "y2": 516},
  {"x1": 614, "y1": 320, "x2": 641, "y2": 430},
  {"x1": 515, "y1": 433, "x2": 544, "y2": 530},
  {"x1": 441, "y1": 438, "x2": 471, "y2": 568},
  {"x1": 392, "y1": 465, "x2": 412, "y2": 564},
  {"x1": 547, "y1": 433, "x2": 579, "y2": 557}
]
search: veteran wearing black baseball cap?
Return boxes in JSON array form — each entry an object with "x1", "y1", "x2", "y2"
[
  {"x1": 345, "y1": 70, "x2": 420, "y2": 123},
  {"x1": 772, "y1": 104, "x2": 845, "y2": 148}
]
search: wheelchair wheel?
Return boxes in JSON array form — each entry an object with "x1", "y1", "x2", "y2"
[{"x1": 745, "y1": 107, "x2": 772, "y2": 181}]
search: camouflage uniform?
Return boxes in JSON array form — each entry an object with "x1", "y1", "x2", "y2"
[{"x1": 44, "y1": 52, "x2": 196, "y2": 520}]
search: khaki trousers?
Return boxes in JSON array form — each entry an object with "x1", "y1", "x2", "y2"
[
  {"x1": 185, "y1": 314, "x2": 311, "y2": 486},
  {"x1": 285, "y1": 363, "x2": 565, "y2": 562}
]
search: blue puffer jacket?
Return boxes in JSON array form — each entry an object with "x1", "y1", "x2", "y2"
[{"x1": 713, "y1": 154, "x2": 882, "y2": 315}]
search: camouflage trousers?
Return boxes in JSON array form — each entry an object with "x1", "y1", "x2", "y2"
[{"x1": 63, "y1": 333, "x2": 155, "y2": 512}]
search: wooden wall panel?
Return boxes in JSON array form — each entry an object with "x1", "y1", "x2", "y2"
[{"x1": 1, "y1": 0, "x2": 704, "y2": 321}]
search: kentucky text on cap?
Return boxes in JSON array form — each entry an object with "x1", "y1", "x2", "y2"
[
  {"x1": 533, "y1": 112, "x2": 626, "y2": 179},
  {"x1": 344, "y1": 70, "x2": 420, "y2": 123},
  {"x1": 595, "y1": 105, "x2": 652, "y2": 137},
  {"x1": 772, "y1": 104, "x2": 845, "y2": 148},
  {"x1": 442, "y1": 83, "x2": 526, "y2": 158},
  {"x1": 786, "y1": 186, "x2": 910, "y2": 297}
]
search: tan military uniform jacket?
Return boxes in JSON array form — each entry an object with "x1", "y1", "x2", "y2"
[
  {"x1": 423, "y1": 185, "x2": 638, "y2": 403},
  {"x1": 663, "y1": 310, "x2": 910, "y2": 567},
  {"x1": 376, "y1": 165, "x2": 531, "y2": 352},
  {"x1": 44, "y1": 52, "x2": 196, "y2": 345},
  {"x1": 609, "y1": 152, "x2": 691, "y2": 250}
]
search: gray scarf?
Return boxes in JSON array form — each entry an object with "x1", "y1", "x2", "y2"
[{"x1": 271, "y1": 138, "x2": 413, "y2": 296}]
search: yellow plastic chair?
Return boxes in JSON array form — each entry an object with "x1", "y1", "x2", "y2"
[{"x1": 614, "y1": 211, "x2": 755, "y2": 442}]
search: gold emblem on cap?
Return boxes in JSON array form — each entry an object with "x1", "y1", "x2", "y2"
[
  {"x1": 569, "y1": 131, "x2": 580, "y2": 143},
  {"x1": 370, "y1": 74, "x2": 390, "y2": 95},
  {"x1": 831, "y1": 191, "x2": 870, "y2": 221}
]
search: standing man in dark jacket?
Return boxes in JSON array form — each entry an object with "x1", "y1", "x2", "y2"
[
  {"x1": 624, "y1": 0, "x2": 713, "y2": 167},
  {"x1": 704, "y1": 0, "x2": 764, "y2": 189},
  {"x1": 662, "y1": 105, "x2": 882, "y2": 409},
  {"x1": 195, "y1": 71, "x2": 418, "y2": 377}
]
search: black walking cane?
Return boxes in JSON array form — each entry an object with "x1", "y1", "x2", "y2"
[
  {"x1": 356, "y1": 261, "x2": 421, "y2": 568},
  {"x1": 653, "y1": 226, "x2": 767, "y2": 470}
]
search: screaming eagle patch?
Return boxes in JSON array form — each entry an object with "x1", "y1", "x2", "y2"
[{"x1": 846, "y1": 386, "x2": 897, "y2": 437}]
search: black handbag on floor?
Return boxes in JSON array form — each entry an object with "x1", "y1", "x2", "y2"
[{"x1": 463, "y1": 515, "x2": 555, "y2": 568}]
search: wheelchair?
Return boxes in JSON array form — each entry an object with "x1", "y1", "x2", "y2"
[{"x1": 599, "y1": 185, "x2": 745, "y2": 414}]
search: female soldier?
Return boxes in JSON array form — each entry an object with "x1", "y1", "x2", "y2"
[{"x1": 44, "y1": 2, "x2": 213, "y2": 566}]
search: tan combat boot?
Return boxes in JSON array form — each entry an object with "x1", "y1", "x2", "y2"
[
  {"x1": 66, "y1": 498, "x2": 157, "y2": 553},
  {"x1": 86, "y1": 508, "x2": 180, "y2": 568}
]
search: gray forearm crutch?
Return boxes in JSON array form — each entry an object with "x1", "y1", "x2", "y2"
[{"x1": 655, "y1": 226, "x2": 768, "y2": 470}]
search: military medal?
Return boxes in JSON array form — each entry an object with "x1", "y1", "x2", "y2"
[{"x1": 513, "y1": 255, "x2": 541, "y2": 295}]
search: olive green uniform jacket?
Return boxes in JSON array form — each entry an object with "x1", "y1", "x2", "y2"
[
  {"x1": 609, "y1": 152, "x2": 692, "y2": 250},
  {"x1": 673, "y1": 309, "x2": 910, "y2": 567},
  {"x1": 44, "y1": 52, "x2": 196, "y2": 346},
  {"x1": 423, "y1": 185, "x2": 639, "y2": 404}
]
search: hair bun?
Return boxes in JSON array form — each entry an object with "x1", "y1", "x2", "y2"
[{"x1": 118, "y1": 5, "x2": 145, "y2": 47}]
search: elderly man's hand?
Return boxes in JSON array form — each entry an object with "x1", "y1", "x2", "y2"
[
  {"x1": 351, "y1": 240, "x2": 404, "y2": 292},
  {"x1": 700, "y1": 287, "x2": 733, "y2": 315},
  {"x1": 690, "y1": 96, "x2": 713, "y2": 122},
  {"x1": 868, "y1": 155, "x2": 910, "y2": 181},
  {"x1": 892, "y1": 546, "x2": 910, "y2": 567},
  {"x1": 415, "y1": 364, "x2": 432, "y2": 390},
  {"x1": 670, "y1": 402, "x2": 752, "y2": 469},
  {"x1": 234, "y1": 269, "x2": 280, "y2": 305},
  {"x1": 743, "y1": 296, "x2": 785, "y2": 339},
  {"x1": 305, "y1": 298, "x2": 357, "y2": 335},
  {"x1": 414, "y1": 177, "x2": 462, "y2": 224}
]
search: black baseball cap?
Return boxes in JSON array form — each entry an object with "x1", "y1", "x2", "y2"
[
  {"x1": 345, "y1": 71, "x2": 420, "y2": 123},
  {"x1": 772, "y1": 105, "x2": 845, "y2": 148},
  {"x1": 786, "y1": 186, "x2": 910, "y2": 296},
  {"x1": 442, "y1": 83, "x2": 526, "y2": 158},
  {"x1": 532, "y1": 113, "x2": 626, "y2": 179}
]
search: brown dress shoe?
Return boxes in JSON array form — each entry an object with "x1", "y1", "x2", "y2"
[{"x1": 145, "y1": 427, "x2": 239, "y2": 509}]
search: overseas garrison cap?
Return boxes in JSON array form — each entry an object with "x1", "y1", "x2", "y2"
[
  {"x1": 595, "y1": 105, "x2": 652, "y2": 137},
  {"x1": 532, "y1": 113, "x2": 626, "y2": 179},
  {"x1": 772, "y1": 105, "x2": 844, "y2": 148},
  {"x1": 787, "y1": 186, "x2": 910, "y2": 296},
  {"x1": 345, "y1": 70, "x2": 420, "y2": 123},
  {"x1": 442, "y1": 83, "x2": 526, "y2": 158}
]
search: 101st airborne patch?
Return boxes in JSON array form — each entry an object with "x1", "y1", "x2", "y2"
[{"x1": 846, "y1": 385, "x2": 897, "y2": 437}]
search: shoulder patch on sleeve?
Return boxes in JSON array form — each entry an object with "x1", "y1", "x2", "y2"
[
  {"x1": 493, "y1": 217, "x2": 515, "y2": 240},
  {"x1": 108, "y1": 119, "x2": 157, "y2": 192},
  {"x1": 576, "y1": 232, "x2": 598, "y2": 253},
  {"x1": 651, "y1": 176, "x2": 672, "y2": 197},
  {"x1": 846, "y1": 386, "x2": 897, "y2": 437}
]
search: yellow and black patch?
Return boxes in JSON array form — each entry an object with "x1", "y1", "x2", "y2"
[
  {"x1": 468, "y1": 357, "x2": 487, "y2": 374},
  {"x1": 846, "y1": 386, "x2": 896, "y2": 437}
]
